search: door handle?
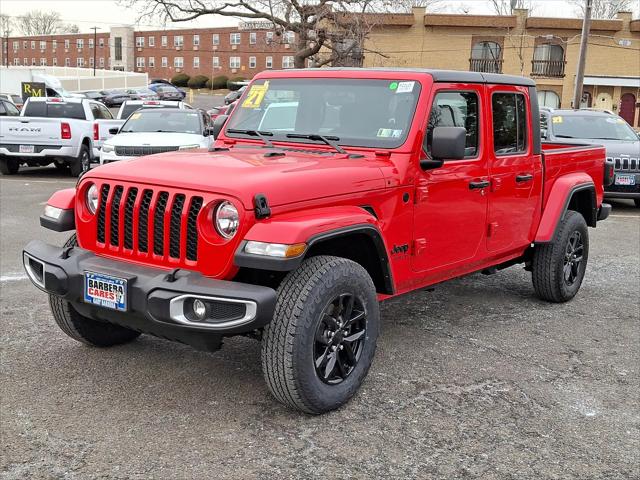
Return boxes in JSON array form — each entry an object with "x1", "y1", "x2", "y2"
[
  {"x1": 516, "y1": 173, "x2": 534, "y2": 183},
  {"x1": 469, "y1": 180, "x2": 490, "y2": 190}
]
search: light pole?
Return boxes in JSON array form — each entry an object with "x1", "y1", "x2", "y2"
[
  {"x1": 91, "y1": 26, "x2": 100, "y2": 76},
  {"x1": 572, "y1": 0, "x2": 593, "y2": 109}
]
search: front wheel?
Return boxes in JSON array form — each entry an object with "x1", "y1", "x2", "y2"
[
  {"x1": 0, "y1": 157, "x2": 20, "y2": 175},
  {"x1": 532, "y1": 210, "x2": 589, "y2": 303},
  {"x1": 262, "y1": 256, "x2": 380, "y2": 414}
]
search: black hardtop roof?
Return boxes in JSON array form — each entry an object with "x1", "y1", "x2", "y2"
[{"x1": 297, "y1": 67, "x2": 536, "y2": 87}]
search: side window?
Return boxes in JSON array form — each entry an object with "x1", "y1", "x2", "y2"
[
  {"x1": 540, "y1": 112, "x2": 549, "y2": 139},
  {"x1": 425, "y1": 91, "x2": 479, "y2": 159},
  {"x1": 90, "y1": 103, "x2": 102, "y2": 119},
  {"x1": 0, "y1": 101, "x2": 6, "y2": 115},
  {"x1": 492, "y1": 92, "x2": 527, "y2": 155},
  {"x1": 5, "y1": 101, "x2": 20, "y2": 116},
  {"x1": 98, "y1": 104, "x2": 113, "y2": 119}
]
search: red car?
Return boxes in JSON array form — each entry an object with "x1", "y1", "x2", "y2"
[{"x1": 25, "y1": 68, "x2": 611, "y2": 414}]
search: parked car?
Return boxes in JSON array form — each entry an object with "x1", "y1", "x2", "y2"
[
  {"x1": 25, "y1": 69, "x2": 610, "y2": 415},
  {"x1": 126, "y1": 87, "x2": 160, "y2": 101},
  {"x1": 149, "y1": 79, "x2": 174, "y2": 86},
  {"x1": 79, "y1": 90, "x2": 108, "y2": 103},
  {"x1": 148, "y1": 84, "x2": 186, "y2": 101},
  {"x1": 207, "y1": 101, "x2": 237, "y2": 121},
  {"x1": 100, "y1": 108, "x2": 213, "y2": 163},
  {"x1": 0, "y1": 93, "x2": 24, "y2": 110},
  {"x1": 540, "y1": 108, "x2": 640, "y2": 207},
  {"x1": 102, "y1": 90, "x2": 131, "y2": 107},
  {"x1": 116, "y1": 100, "x2": 193, "y2": 120},
  {"x1": 0, "y1": 96, "x2": 119, "y2": 176},
  {"x1": 0, "y1": 98, "x2": 20, "y2": 116},
  {"x1": 224, "y1": 85, "x2": 246, "y2": 105}
]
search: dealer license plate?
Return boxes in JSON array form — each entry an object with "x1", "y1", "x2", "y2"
[
  {"x1": 19, "y1": 145, "x2": 34, "y2": 153},
  {"x1": 84, "y1": 271, "x2": 127, "y2": 311},
  {"x1": 615, "y1": 174, "x2": 636, "y2": 186}
]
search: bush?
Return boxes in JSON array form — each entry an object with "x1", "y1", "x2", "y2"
[
  {"x1": 227, "y1": 77, "x2": 247, "y2": 91},
  {"x1": 171, "y1": 73, "x2": 190, "y2": 87},
  {"x1": 187, "y1": 74, "x2": 209, "y2": 89},
  {"x1": 207, "y1": 75, "x2": 229, "y2": 90}
]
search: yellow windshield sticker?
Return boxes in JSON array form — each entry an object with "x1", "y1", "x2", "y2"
[
  {"x1": 552, "y1": 116, "x2": 563, "y2": 124},
  {"x1": 242, "y1": 81, "x2": 269, "y2": 109},
  {"x1": 131, "y1": 112, "x2": 142, "y2": 120}
]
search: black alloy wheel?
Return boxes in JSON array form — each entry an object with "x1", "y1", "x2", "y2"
[{"x1": 563, "y1": 231, "x2": 584, "y2": 286}]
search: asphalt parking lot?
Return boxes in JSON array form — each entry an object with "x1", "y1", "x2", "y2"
[{"x1": 1, "y1": 168, "x2": 638, "y2": 479}]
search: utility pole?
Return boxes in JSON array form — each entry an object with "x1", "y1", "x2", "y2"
[
  {"x1": 91, "y1": 26, "x2": 100, "y2": 76},
  {"x1": 572, "y1": 0, "x2": 593, "y2": 109},
  {"x1": 3, "y1": 30, "x2": 9, "y2": 67}
]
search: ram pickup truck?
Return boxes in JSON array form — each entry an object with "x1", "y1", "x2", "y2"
[
  {"x1": 0, "y1": 97, "x2": 118, "y2": 176},
  {"x1": 23, "y1": 69, "x2": 611, "y2": 414}
]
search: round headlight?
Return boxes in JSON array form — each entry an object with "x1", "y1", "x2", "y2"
[
  {"x1": 215, "y1": 201, "x2": 239, "y2": 239},
  {"x1": 86, "y1": 183, "x2": 99, "y2": 215}
]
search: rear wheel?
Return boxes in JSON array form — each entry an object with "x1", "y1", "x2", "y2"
[
  {"x1": 49, "y1": 234, "x2": 141, "y2": 347},
  {"x1": 0, "y1": 157, "x2": 19, "y2": 175},
  {"x1": 262, "y1": 256, "x2": 379, "y2": 414},
  {"x1": 69, "y1": 145, "x2": 90, "y2": 177},
  {"x1": 532, "y1": 210, "x2": 589, "y2": 303}
]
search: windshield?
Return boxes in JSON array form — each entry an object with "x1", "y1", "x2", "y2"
[
  {"x1": 120, "y1": 110, "x2": 201, "y2": 134},
  {"x1": 120, "y1": 104, "x2": 177, "y2": 119},
  {"x1": 552, "y1": 114, "x2": 638, "y2": 141},
  {"x1": 226, "y1": 78, "x2": 422, "y2": 148}
]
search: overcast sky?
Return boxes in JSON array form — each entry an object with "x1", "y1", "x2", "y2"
[{"x1": 0, "y1": 0, "x2": 636, "y2": 33}]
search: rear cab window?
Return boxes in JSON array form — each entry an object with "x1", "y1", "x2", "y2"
[
  {"x1": 23, "y1": 100, "x2": 87, "y2": 120},
  {"x1": 492, "y1": 92, "x2": 528, "y2": 155}
]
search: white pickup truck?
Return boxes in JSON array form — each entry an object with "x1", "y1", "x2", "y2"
[{"x1": 0, "y1": 97, "x2": 120, "y2": 176}]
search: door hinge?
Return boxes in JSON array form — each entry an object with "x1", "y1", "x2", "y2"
[
  {"x1": 414, "y1": 185, "x2": 429, "y2": 204},
  {"x1": 488, "y1": 222, "x2": 499, "y2": 237},
  {"x1": 413, "y1": 238, "x2": 427, "y2": 255}
]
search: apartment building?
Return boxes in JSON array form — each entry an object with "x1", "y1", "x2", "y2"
[
  {"x1": 364, "y1": 8, "x2": 640, "y2": 126},
  {"x1": 1, "y1": 24, "x2": 297, "y2": 80}
]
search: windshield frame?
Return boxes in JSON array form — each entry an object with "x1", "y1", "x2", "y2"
[
  {"x1": 551, "y1": 113, "x2": 638, "y2": 141},
  {"x1": 119, "y1": 109, "x2": 203, "y2": 134},
  {"x1": 224, "y1": 76, "x2": 424, "y2": 150}
]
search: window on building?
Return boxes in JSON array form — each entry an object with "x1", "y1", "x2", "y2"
[
  {"x1": 13, "y1": 41, "x2": 19, "y2": 50},
  {"x1": 114, "y1": 37, "x2": 122, "y2": 61},
  {"x1": 266, "y1": 31, "x2": 274, "y2": 44},
  {"x1": 77, "y1": 57, "x2": 84, "y2": 67},
  {"x1": 88, "y1": 38, "x2": 94, "y2": 49},
  {"x1": 89, "y1": 57, "x2": 94, "y2": 67},
  {"x1": 23, "y1": 57, "x2": 28, "y2": 65},
  {"x1": 136, "y1": 57, "x2": 145, "y2": 68},
  {"x1": 65, "y1": 58, "x2": 70, "y2": 66},
  {"x1": 212, "y1": 34, "x2": 219, "y2": 45},
  {"x1": 492, "y1": 92, "x2": 528, "y2": 154},
  {"x1": 40, "y1": 58, "x2": 47, "y2": 66},
  {"x1": 284, "y1": 31, "x2": 295, "y2": 44},
  {"x1": 39, "y1": 40, "x2": 46, "y2": 50},
  {"x1": 31, "y1": 40, "x2": 36, "y2": 49},
  {"x1": 99, "y1": 57, "x2": 104, "y2": 67},
  {"x1": 193, "y1": 34, "x2": 200, "y2": 46},
  {"x1": 14, "y1": 58, "x2": 20, "y2": 65},
  {"x1": 212, "y1": 56, "x2": 220, "y2": 68},
  {"x1": 174, "y1": 35, "x2": 184, "y2": 47},
  {"x1": 31, "y1": 58, "x2": 36, "y2": 65},
  {"x1": 425, "y1": 91, "x2": 479, "y2": 159},
  {"x1": 470, "y1": 41, "x2": 502, "y2": 73},
  {"x1": 52, "y1": 40, "x2": 57, "y2": 50},
  {"x1": 193, "y1": 56, "x2": 200, "y2": 68},
  {"x1": 532, "y1": 43, "x2": 565, "y2": 77},
  {"x1": 265, "y1": 56, "x2": 273, "y2": 69},
  {"x1": 136, "y1": 37, "x2": 144, "y2": 47},
  {"x1": 23, "y1": 41, "x2": 28, "y2": 49},
  {"x1": 230, "y1": 33, "x2": 241, "y2": 45},
  {"x1": 52, "y1": 57, "x2": 57, "y2": 66},
  {"x1": 538, "y1": 90, "x2": 560, "y2": 109},
  {"x1": 148, "y1": 36, "x2": 155, "y2": 47},
  {"x1": 99, "y1": 38, "x2": 104, "y2": 47},
  {"x1": 77, "y1": 39, "x2": 84, "y2": 49},
  {"x1": 250, "y1": 32, "x2": 256, "y2": 44},
  {"x1": 249, "y1": 56, "x2": 256, "y2": 68},
  {"x1": 174, "y1": 56, "x2": 184, "y2": 68},
  {"x1": 230, "y1": 56, "x2": 241, "y2": 69},
  {"x1": 282, "y1": 56, "x2": 295, "y2": 68},
  {"x1": 161, "y1": 56, "x2": 168, "y2": 67},
  {"x1": 64, "y1": 39, "x2": 70, "y2": 49},
  {"x1": 149, "y1": 56, "x2": 155, "y2": 67},
  {"x1": 161, "y1": 35, "x2": 167, "y2": 46}
]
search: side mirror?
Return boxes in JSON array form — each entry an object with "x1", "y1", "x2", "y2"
[
  {"x1": 203, "y1": 126, "x2": 216, "y2": 137},
  {"x1": 108, "y1": 127, "x2": 119, "y2": 135},
  {"x1": 210, "y1": 114, "x2": 229, "y2": 139},
  {"x1": 431, "y1": 126, "x2": 466, "y2": 161}
]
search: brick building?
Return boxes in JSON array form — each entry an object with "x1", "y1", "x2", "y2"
[
  {"x1": 1, "y1": 24, "x2": 297, "y2": 81},
  {"x1": 364, "y1": 8, "x2": 640, "y2": 126}
]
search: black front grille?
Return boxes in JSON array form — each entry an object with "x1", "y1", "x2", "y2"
[
  {"x1": 97, "y1": 184, "x2": 204, "y2": 262},
  {"x1": 611, "y1": 157, "x2": 640, "y2": 172},
  {"x1": 207, "y1": 301, "x2": 246, "y2": 321},
  {"x1": 114, "y1": 146, "x2": 180, "y2": 157}
]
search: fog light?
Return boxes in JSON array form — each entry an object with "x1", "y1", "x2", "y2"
[
  {"x1": 245, "y1": 241, "x2": 306, "y2": 258},
  {"x1": 192, "y1": 298, "x2": 207, "y2": 320},
  {"x1": 43, "y1": 205, "x2": 63, "y2": 219}
]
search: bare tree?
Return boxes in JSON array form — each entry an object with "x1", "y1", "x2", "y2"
[
  {"x1": 490, "y1": 0, "x2": 536, "y2": 15},
  {"x1": 0, "y1": 14, "x2": 12, "y2": 36},
  {"x1": 17, "y1": 10, "x2": 80, "y2": 36},
  {"x1": 568, "y1": 0, "x2": 635, "y2": 19},
  {"x1": 127, "y1": 0, "x2": 433, "y2": 69}
]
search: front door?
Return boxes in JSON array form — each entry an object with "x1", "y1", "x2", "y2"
[
  {"x1": 619, "y1": 93, "x2": 636, "y2": 127},
  {"x1": 486, "y1": 86, "x2": 541, "y2": 253},
  {"x1": 412, "y1": 84, "x2": 489, "y2": 273}
]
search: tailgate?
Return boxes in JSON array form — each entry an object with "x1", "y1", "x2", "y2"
[
  {"x1": 0, "y1": 118, "x2": 65, "y2": 146},
  {"x1": 95, "y1": 119, "x2": 126, "y2": 147}
]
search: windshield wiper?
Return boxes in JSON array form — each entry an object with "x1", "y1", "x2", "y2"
[
  {"x1": 554, "y1": 134, "x2": 575, "y2": 138},
  {"x1": 286, "y1": 133, "x2": 347, "y2": 155},
  {"x1": 591, "y1": 137, "x2": 620, "y2": 140},
  {"x1": 226, "y1": 128, "x2": 275, "y2": 148}
]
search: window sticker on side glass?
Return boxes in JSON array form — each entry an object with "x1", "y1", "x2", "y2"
[
  {"x1": 242, "y1": 81, "x2": 270, "y2": 109},
  {"x1": 396, "y1": 81, "x2": 415, "y2": 93},
  {"x1": 552, "y1": 116, "x2": 563, "y2": 124}
]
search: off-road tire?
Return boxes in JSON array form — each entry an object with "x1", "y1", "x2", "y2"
[
  {"x1": 0, "y1": 157, "x2": 19, "y2": 175},
  {"x1": 261, "y1": 255, "x2": 380, "y2": 414},
  {"x1": 69, "y1": 145, "x2": 90, "y2": 177},
  {"x1": 49, "y1": 234, "x2": 141, "y2": 347},
  {"x1": 532, "y1": 210, "x2": 589, "y2": 303}
]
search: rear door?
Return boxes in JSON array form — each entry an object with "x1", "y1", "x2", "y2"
[
  {"x1": 91, "y1": 102, "x2": 120, "y2": 145},
  {"x1": 486, "y1": 86, "x2": 542, "y2": 253},
  {"x1": 412, "y1": 83, "x2": 489, "y2": 272}
]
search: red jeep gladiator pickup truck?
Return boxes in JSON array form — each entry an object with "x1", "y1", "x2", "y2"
[{"x1": 24, "y1": 69, "x2": 611, "y2": 414}]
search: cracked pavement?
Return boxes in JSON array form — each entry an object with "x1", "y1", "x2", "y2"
[{"x1": 1, "y1": 169, "x2": 638, "y2": 479}]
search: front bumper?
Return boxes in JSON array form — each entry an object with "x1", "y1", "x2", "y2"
[
  {"x1": 605, "y1": 172, "x2": 640, "y2": 199},
  {"x1": 100, "y1": 150, "x2": 132, "y2": 164},
  {"x1": 23, "y1": 240, "x2": 276, "y2": 351}
]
